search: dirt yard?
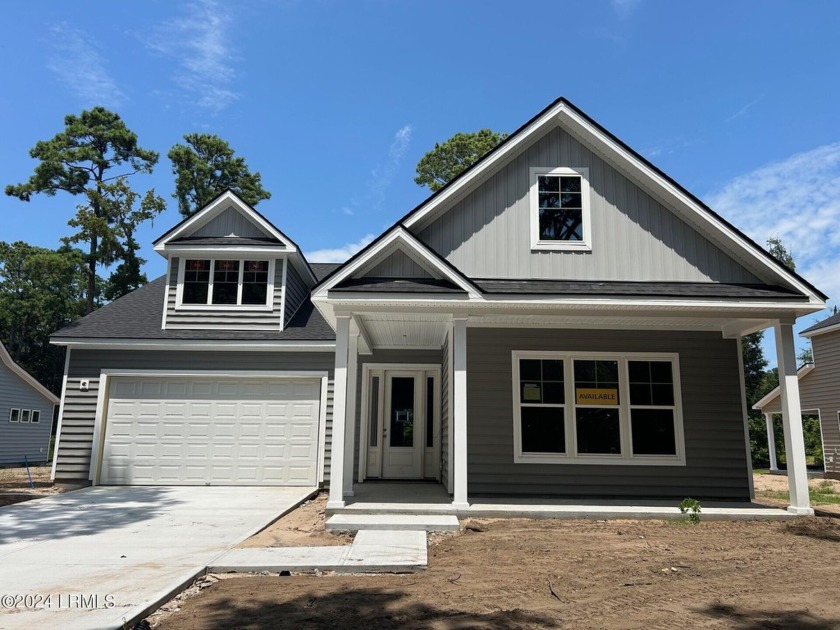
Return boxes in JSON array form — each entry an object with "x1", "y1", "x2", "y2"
[
  {"x1": 0, "y1": 465, "x2": 61, "y2": 507},
  {"x1": 239, "y1": 492, "x2": 353, "y2": 548},
  {"x1": 754, "y1": 473, "x2": 840, "y2": 515},
  {"x1": 155, "y1": 510, "x2": 840, "y2": 629}
]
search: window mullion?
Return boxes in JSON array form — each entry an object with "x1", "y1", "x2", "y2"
[
  {"x1": 237, "y1": 260, "x2": 244, "y2": 305},
  {"x1": 619, "y1": 359, "x2": 632, "y2": 459},
  {"x1": 564, "y1": 358, "x2": 576, "y2": 457},
  {"x1": 207, "y1": 259, "x2": 215, "y2": 305}
]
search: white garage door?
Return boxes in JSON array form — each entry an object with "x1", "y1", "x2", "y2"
[{"x1": 100, "y1": 376, "x2": 321, "y2": 486}]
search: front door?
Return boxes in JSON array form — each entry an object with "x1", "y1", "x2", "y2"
[{"x1": 382, "y1": 371, "x2": 423, "y2": 478}]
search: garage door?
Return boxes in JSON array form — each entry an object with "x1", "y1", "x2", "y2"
[{"x1": 100, "y1": 376, "x2": 321, "y2": 486}]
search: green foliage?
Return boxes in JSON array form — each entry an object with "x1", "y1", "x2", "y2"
[
  {"x1": 168, "y1": 133, "x2": 271, "y2": 217},
  {"x1": 766, "y1": 236, "x2": 796, "y2": 271},
  {"x1": 798, "y1": 345, "x2": 813, "y2": 365},
  {"x1": 414, "y1": 129, "x2": 508, "y2": 192},
  {"x1": 5, "y1": 107, "x2": 160, "y2": 313},
  {"x1": 679, "y1": 498, "x2": 701, "y2": 524},
  {"x1": 0, "y1": 242, "x2": 89, "y2": 393}
]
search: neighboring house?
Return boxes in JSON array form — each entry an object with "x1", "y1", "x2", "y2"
[
  {"x1": 754, "y1": 312, "x2": 840, "y2": 478},
  {"x1": 0, "y1": 342, "x2": 59, "y2": 466},
  {"x1": 50, "y1": 98, "x2": 826, "y2": 515}
]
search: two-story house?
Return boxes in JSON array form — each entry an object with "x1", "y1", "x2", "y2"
[{"x1": 50, "y1": 98, "x2": 827, "y2": 515}]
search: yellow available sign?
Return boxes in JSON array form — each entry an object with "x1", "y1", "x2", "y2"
[{"x1": 576, "y1": 388, "x2": 618, "y2": 405}]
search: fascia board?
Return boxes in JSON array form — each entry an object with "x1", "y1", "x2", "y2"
[
  {"x1": 0, "y1": 342, "x2": 60, "y2": 403},
  {"x1": 50, "y1": 339, "x2": 336, "y2": 351},
  {"x1": 801, "y1": 321, "x2": 840, "y2": 338}
]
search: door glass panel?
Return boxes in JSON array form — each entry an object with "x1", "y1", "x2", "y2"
[
  {"x1": 369, "y1": 376, "x2": 380, "y2": 447},
  {"x1": 390, "y1": 377, "x2": 415, "y2": 448}
]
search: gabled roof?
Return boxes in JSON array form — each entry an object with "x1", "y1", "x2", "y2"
[
  {"x1": 0, "y1": 342, "x2": 59, "y2": 404},
  {"x1": 801, "y1": 311, "x2": 840, "y2": 338},
  {"x1": 752, "y1": 363, "x2": 815, "y2": 411},
  {"x1": 316, "y1": 97, "x2": 825, "y2": 305},
  {"x1": 153, "y1": 189, "x2": 317, "y2": 284}
]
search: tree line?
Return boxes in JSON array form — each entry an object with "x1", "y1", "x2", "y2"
[{"x1": 1, "y1": 107, "x2": 270, "y2": 391}]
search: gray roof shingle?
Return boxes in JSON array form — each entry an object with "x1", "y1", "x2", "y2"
[
  {"x1": 332, "y1": 277, "x2": 466, "y2": 294},
  {"x1": 801, "y1": 311, "x2": 840, "y2": 335}
]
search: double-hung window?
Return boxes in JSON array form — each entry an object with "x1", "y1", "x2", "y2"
[
  {"x1": 512, "y1": 352, "x2": 684, "y2": 465},
  {"x1": 530, "y1": 167, "x2": 591, "y2": 251},
  {"x1": 181, "y1": 259, "x2": 271, "y2": 307}
]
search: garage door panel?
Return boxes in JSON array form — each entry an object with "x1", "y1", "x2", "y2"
[{"x1": 101, "y1": 376, "x2": 320, "y2": 486}]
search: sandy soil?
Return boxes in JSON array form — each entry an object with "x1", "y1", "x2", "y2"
[
  {"x1": 0, "y1": 466, "x2": 62, "y2": 507},
  {"x1": 155, "y1": 515, "x2": 840, "y2": 630},
  {"x1": 239, "y1": 492, "x2": 353, "y2": 548}
]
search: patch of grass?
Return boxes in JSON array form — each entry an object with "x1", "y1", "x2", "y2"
[{"x1": 758, "y1": 481, "x2": 840, "y2": 506}]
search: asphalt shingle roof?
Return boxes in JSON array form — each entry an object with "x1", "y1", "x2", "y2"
[
  {"x1": 51, "y1": 263, "x2": 342, "y2": 342},
  {"x1": 332, "y1": 277, "x2": 466, "y2": 294},
  {"x1": 801, "y1": 311, "x2": 840, "y2": 335}
]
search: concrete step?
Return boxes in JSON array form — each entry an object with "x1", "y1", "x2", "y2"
[{"x1": 326, "y1": 513, "x2": 460, "y2": 533}]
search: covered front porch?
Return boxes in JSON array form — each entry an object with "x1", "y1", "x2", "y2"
[{"x1": 323, "y1": 305, "x2": 818, "y2": 517}]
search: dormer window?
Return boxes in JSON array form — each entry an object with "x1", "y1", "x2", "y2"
[
  {"x1": 530, "y1": 167, "x2": 592, "y2": 251},
  {"x1": 181, "y1": 259, "x2": 272, "y2": 307}
]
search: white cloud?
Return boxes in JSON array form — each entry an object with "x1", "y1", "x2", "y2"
[
  {"x1": 705, "y1": 142, "x2": 840, "y2": 302},
  {"x1": 725, "y1": 94, "x2": 765, "y2": 123},
  {"x1": 368, "y1": 124, "x2": 413, "y2": 209},
  {"x1": 612, "y1": 0, "x2": 641, "y2": 18},
  {"x1": 47, "y1": 24, "x2": 126, "y2": 107},
  {"x1": 307, "y1": 234, "x2": 375, "y2": 263},
  {"x1": 144, "y1": 0, "x2": 237, "y2": 113}
]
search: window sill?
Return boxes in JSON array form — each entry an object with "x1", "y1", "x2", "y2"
[
  {"x1": 531, "y1": 241, "x2": 592, "y2": 252},
  {"x1": 175, "y1": 304, "x2": 273, "y2": 312},
  {"x1": 514, "y1": 452, "x2": 685, "y2": 466}
]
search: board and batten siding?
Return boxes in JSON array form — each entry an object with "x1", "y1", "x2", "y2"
[
  {"x1": 761, "y1": 331, "x2": 840, "y2": 476},
  {"x1": 467, "y1": 328, "x2": 751, "y2": 500},
  {"x1": 165, "y1": 257, "x2": 285, "y2": 331},
  {"x1": 284, "y1": 262, "x2": 309, "y2": 326},
  {"x1": 0, "y1": 363, "x2": 55, "y2": 465},
  {"x1": 358, "y1": 249, "x2": 432, "y2": 279},
  {"x1": 192, "y1": 206, "x2": 271, "y2": 239},
  {"x1": 54, "y1": 349, "x2": 335, "y2": 485},
  {"x1": 417, "y1": 126, "x2": 760, "y2": 283},
  {"x1": 353, "y1": 349, "x2": 443, "y2": 479}
]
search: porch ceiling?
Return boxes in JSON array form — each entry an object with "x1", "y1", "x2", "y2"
[{"x1": 357, "y1": 313, "x2": 449, "y2": 349}]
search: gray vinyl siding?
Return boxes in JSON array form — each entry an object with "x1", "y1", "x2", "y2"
[
  {"x1": 54, "y1": 349, "x2": 335, "y2": 485},
  {"x1": 165, "y1": 257, "x2": 284, "y2": 331},
  {"x1": 761, "y1": 331, "x2": 840, "y2": 475},
  {"x1": 358, "y1": 249, "x2": 432, "y2": 278},
  {"x1": 0, "y1": 364, "x2": 55, "y2": 465},
  {"x1": 417, "y1": 126, "x2": 760, "y2": 283},
  {"x1": 467, "y1": 328, "x2": 751, "y2": 500},
  {"x1": 440, "y1": 332, "x2": 450, "y2": 490},
  {"x1": 353, "y1": 349, "x2": 443, "y2": 479},
  {"x1": 192, "y1": 206, "x2": 271, "y2": 239},
  {"x1": 284, "y1": 262, "x2": 309, "y2": 326}
]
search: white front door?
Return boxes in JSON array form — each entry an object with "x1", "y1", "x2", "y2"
[{"x1": 382, "y1": 371, "x2": 423, "y2": 478}]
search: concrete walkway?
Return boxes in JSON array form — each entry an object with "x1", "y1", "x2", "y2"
[
  {"x1": 0, "y1": 486, "x2": 315, "y2": 630},
  {"x1": 211, "y1": 529, "x2": 428, "y2": 574}
]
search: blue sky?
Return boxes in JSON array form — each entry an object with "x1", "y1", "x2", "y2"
[{"x1": 1, "y1": 0, "x2": 839, "y2": 361}]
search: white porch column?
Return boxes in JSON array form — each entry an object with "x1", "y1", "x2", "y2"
[
  {"x1": 774, "y1": 321, "x2": 812, "y2": 515},
  {"x1": 765, "y1": 413, "x2": 779, "y2": 472},
  {"x1": 342, "y1": 328, "x2": 359, "y2": 496},
  {"x1": 327, "y1": 315, "x2": 350, "y2": 510},
  {"x1": 452, "y1": 317, "x2": 469, "y2": 509}
]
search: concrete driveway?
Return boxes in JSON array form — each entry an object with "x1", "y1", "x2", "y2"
[{"x1": 0, "y1": 485, "x2": 315, "y2": 630}]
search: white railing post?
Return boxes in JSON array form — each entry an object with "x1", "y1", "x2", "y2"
[{"x1": 765, "y1": 413, "x2": 779, "y2": 472}]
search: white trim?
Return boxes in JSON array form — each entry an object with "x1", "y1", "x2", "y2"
[
  {"x1": 89, "y1": 369, "x2": 330, "y2": 485},
  {"x1": 8, "y1": 408, "x2": 20, "y2": 422},
  {"x1": 736, "y1": 335, "x2": 755, "y2": 499},
  {"x1": 327, "y1": 316, "x2": 351, "y2": 509},
  {"x1": 312, "y1": 227, "x2": 481, "y2": 300},
  {"x1": 316, "y1": 374, "x2": 329, "y2": 484},
  {"x1": 397, "y1": 100, "x2": 823, "y2": 305},
  {"x1": 452, "y1": 318, "x2": 469, "y2": 507},
  {"x1": 446, "y1": 323, "x2": 455, "y2": 494},
  {"x1": 279, "y1": 257, "x2": 288, "y2": 331},
  {"x1": 51, "y1": 348, "x2": 71, "y2": 481},
  {"x1": 801, "y1": 320, "x2": 840, "y2": 338},
  {"x1": 51, "y1": 340, "x2": 336, "y2": 351},
  {"x1": 0, "y1": 341, "x2": 59, "y2": 403},
  {"x1": 153, "y1": 190, "x2": 297, "y2": 252},
  {"x1": 752, "y1": 364, "x2": 815, "y2": 411},
  {"x1": 176, "y1": 257, "x2": 275, "y2": 310},
  {"x1": 511, "y1": 350, "x2": 686, "y2": 466},
  {"x1": 343, "y1": 332, "x2": 359, "y2": 496},
  {"x1": 31, "y1": 410, "x2": 41, "y2": 424},
  {"x1": 161, "y1": 257, "x2": 171, "y2": 330},
  {"x1": 163, "y1": 245, "x2": 290, "y2": 256},
  {"x1": 529, "y1": 167, "x2": 592, "y2": 251}
]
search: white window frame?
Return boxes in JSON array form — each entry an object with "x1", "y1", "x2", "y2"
[
  {"x1": 9, "y1": 408, "x2": 20, "y2": 423},
  {"x1": 31, "y1": 410, "x2": 41, "y2": 424},
  {"x1": 20, "y1": 409, "x2": 31, "y2": 424},
  {"x1": 529, "y1": 166, "x2": 592, "y2": 251},
  {"x1": 511, "y1": 351, "x2": 685, "y2": 466},
  {"x1": 176, "y1": 258, "x2": 275, "y2": 310}
]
